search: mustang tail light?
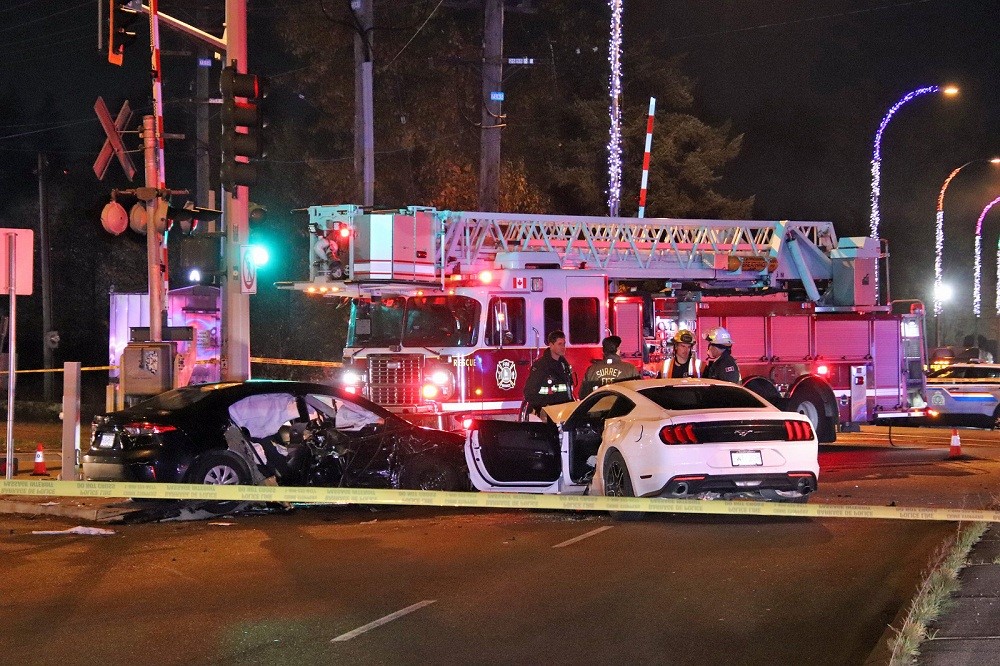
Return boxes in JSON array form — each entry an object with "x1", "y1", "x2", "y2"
[
  {"x1": 784, "y1": 419, "x2": 814, "y2": 441},
  {"x1": 659, "y1": 423, "x2": 698, "y2": 444},
  {"x1": 122, "y1": 422, "x2": 177, "y2": 436}
]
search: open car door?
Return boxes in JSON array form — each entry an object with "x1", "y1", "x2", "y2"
[{"x1": 465, "y1": 419, "x2": 561, "y2": 492}]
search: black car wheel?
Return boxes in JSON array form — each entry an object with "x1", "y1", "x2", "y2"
[
  {"x1": 188, "y1": 451, "x2": 253, "y2": 514},
  {"x1": 602, "y1": 450, "x2": 643, "y2": 521},
  {"x1": 399, "y1": 456, "x2": 462, "y2": 491}
]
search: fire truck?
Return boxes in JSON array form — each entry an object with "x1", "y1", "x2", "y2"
[{"x1": 279, "y1": 205, "x2": 927, "y2": 442}]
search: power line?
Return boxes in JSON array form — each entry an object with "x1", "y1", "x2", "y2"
[
  {"x1": 650, "y1": 0, "x2": 939, "y2": 46},
  {"x1": 0, "y1": 1, "x2": 92, "y2": 35}
]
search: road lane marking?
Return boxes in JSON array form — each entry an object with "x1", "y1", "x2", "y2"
[
  {"x1": 552, "y1": 526, "x2": 612, "y2": 549},
  {"x1": 331, "y1": 600, "x2": 436, "y2": 642}
]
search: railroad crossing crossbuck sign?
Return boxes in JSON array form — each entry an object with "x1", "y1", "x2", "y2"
[
  {"x1": 240, "y1": 245, "x2": 257, "y2": 294},
  {"x1": 92, "y1": 97, "x2": 136, "y2": 181}
]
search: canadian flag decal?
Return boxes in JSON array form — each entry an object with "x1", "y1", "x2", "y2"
[{"x1": 512, "y1": 277, "x2": 528, "y2": 289}]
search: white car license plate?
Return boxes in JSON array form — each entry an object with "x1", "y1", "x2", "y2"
[
  {"x1": 731, "y1": 450, "x2": 763, "y2": 467},
  {"x1": 99, "y1": 433, "x2": 116, "y2": 449}
]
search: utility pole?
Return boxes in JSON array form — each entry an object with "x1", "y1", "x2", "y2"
[
  {"x1": 353, "y1": 0, "x2": 375, "y2": 206},
  {"x1": 141, "y1": 114, "x2": 164, "y2": 342},
  {"x1": 221, "y1": 0, "x2": 251, "y2": 381},
  {"x1": 478, "y1": 0, "x2": 503, "y2": 213},
  {"x1": 37, "y1": 153, "x2": 54, "y2": 401},
  {"x1": 195, "y1": 8, "x2": 212, "y2": 217}
]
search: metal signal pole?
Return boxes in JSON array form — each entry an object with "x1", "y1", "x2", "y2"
[{"x1": 221, "y1": 0, "x2": 251, "y2": 381}]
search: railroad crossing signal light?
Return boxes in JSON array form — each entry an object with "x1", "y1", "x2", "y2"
[
  {"x1": 220, "y1": 66, "x2": 268, "y2": 191},
  {"x1": 169, "y1": 233, "x2": 225, "y2": 289},
  {"x1": 108, "y1": 0, "x2": 142, "y2": 66}
]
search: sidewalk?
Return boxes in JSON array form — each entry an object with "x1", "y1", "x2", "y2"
[{"x1": 920, "y1": 525, "x2": 1000, "y2": 665}]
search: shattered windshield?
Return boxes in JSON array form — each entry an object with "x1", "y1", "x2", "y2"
[
  {"x1": 402, "y1": 295, "x2": 481, "y2": 347},
  {"x1": 348, "y1": 297, "x2": 405, "y2": 347}
]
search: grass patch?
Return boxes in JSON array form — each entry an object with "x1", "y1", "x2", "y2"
[{"x1": 887, "y1": 521, "x2": 989, "y2": 665}]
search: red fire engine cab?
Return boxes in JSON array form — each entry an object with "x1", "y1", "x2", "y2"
[{"x1": 280, "y1": 205, "x2": 927, "y2": 442}]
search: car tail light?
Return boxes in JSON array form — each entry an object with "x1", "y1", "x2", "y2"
[
  {"x1": 659, "y1": 423, "x2": 698, "y2": 444},
  {"x1": 784, "y1": 419, "x2": 813, "y2": 441},
  {"x1": 122, "y1": 422, "x2": 177, "y2": 436}
]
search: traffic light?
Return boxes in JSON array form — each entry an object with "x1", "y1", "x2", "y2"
[
  {"x1": 220, "y1": 65, "x2": 268, "y2": 191},
  {"x1": 169, "y1": 233, "x2": 225, "y2": 289},
  {"x1": 168, "y1": 202, "x2": 223, "y2": 235},
  {"x1": 108, "y1": 0, "x2": 141, "y2": 66}
]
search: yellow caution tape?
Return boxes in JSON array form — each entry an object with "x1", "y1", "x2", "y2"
[
  {"x1": 250, "y1": 357, "x2": 342, "y2": 368},
  {"x1": 1, "y1": 479, "x2": 998, "y2": 522}
]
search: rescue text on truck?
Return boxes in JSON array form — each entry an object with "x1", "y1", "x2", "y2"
[{"x1": 277, "y1": 205, "x2": 927, "y2": 442}]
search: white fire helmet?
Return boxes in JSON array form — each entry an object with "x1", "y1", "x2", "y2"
[{"x1": 704, "y1": 327, "x2": 733, "y2": 346}]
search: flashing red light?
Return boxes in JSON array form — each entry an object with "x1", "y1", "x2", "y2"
[
  {"x1": 462, "y1": 418, "x2": 473, "y2": 430},
  {"x1": 337, "y1": 225, "x2": 351, "y2": 239},
  {"x1": 422, "y1": 384, "x2": 439, "y2": 400},
  {"x1": 478, "y1": 270, "x2": 493, "y2": 284},
  {"x1": 783, "y1": 419, "x2": 814, "y2": 441},
  {"x1": 816, "y1": 365, "x2": 829, "y2": 376},
  {"x1": 345, "y1": 386, "x2": 357, "y2": 394},
  {"x1": 659, "y1": 423, "x2": 698, "y2": 444}
]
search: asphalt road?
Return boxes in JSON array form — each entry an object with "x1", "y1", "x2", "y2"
[{"x1": 1, "y1": 424, "x2": 998, "y2": 665}]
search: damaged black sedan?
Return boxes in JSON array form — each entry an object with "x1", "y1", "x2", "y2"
[{"x1": 83, "y1": 380, "x2": 469, "y2": 492}]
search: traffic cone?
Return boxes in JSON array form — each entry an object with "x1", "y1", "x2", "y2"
[
  {"x1": 31, "y1": 443, "x2": 47, "y2": 475},
  {"x1": 949, "y1": 428, "x2": 962, "y2": 459}
]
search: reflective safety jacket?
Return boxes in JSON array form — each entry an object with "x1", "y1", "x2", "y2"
[
  {"x1": 523, "y1": 352, "x2": 575, "y2": 408},
  {"x1": 662, "y1": 356, "x2": 704, "y2": 379}
]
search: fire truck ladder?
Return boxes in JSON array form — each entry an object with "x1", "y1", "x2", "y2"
[
  {"x1": 294, "y1": 205, "x2": 840, "y2": 300},
  {"x1": 434, "y1": 210, "x2": 838, "y2": 287}
]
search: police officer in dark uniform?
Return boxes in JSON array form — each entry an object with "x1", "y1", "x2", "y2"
[
  {"x1": 580, "y1": 335, "x2": 641, "y2": 398},
  {"x1": 523, "y1": 330, "x2": 574, "y2": 416},
  {"x1": 702, "y1": 327, "x2": 741, "y2": 383}
]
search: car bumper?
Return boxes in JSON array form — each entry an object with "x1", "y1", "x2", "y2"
[
  {"x1": 648, "y1": 471, "x2": 818, "y2": 499},
  {"x1": 82, "y1": 449, "x2": 186, "y2": 483}
]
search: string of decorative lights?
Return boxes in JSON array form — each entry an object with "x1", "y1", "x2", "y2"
[
  {"x1": 607, "y1": 0, "x2": 623, "y2": 217},
  {"x1": 973, "y1": 195, "x2": 1000, "y2": 317}
]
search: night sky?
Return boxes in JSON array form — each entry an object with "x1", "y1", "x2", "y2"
[{"x1": 2, "y1": 0, "x2": 999, "y2": 337}]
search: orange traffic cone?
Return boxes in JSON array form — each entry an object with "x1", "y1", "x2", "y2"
[
  {"x1": 31, "y1": 443, "x2": 47, "y2": 475},
  {"x1": 949, "y1": 428, "x2": 962, "y2": 459}
]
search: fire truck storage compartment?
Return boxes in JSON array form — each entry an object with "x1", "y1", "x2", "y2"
[
  {"x1": 873, "y1": 319, "x2": 903, "y2": 409},
  {"x1": 770, "y1": 315, "x2": 810, "y2": 360},
  {"x1": 353, "y1": 210, "x2": 436, "y2": 282}
]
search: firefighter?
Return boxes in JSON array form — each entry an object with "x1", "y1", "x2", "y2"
[
  {"x1": 523, "y1": 330, "x2": 575, "y2": 416},
  {"x1": 580, "y1": 335, "x2": 641, "y2": 398},
  {"x1": 702, "y1": 327, "x2": 741, "y2": 383},
  {"x1": 661, "y1": 329, "x2": 703, "y2": 379}
]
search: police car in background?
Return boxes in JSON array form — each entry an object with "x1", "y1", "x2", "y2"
[{"x1": 924, "y1": 363, "x2": 1000, "y2": 429}]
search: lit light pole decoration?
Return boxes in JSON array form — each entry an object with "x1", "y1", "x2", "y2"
[
  {"x1": 934, "y1": 159, "x2": 1000, "y2": 316},
  {"x1": 935, "y1": 162, "x2": 975, "y2": 317},
  {"x1": 607, "y1": 0, "x2": 623, "y2": 217},
  {"x1": 973, "y1": 195, "x2": 1000, "y2": 317},
  {"x1": 996, "y1": 235, "x2": 1000, "y2": 315},
  {"x1": 870, "y1": 85, "x2": 958, "y2": 299}
]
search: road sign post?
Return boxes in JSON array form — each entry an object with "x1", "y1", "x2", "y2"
[{"x1": 2, "y1": 229, "x2": 33, "y2": 480}]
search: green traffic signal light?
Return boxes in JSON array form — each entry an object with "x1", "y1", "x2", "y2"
[{"x1": 248, "y1": 244, "x2": 269, "y2": 267}]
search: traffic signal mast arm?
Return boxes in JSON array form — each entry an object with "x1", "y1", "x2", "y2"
[{"x1": 288, "y1": 206, "x2": 855, "y2": 302}]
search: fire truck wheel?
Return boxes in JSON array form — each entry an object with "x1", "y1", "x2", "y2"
[
  {"x1": 787, "y1": 386, "x2": 834, "y2": 442},
  {"x1": 991, "y1": 406, "x2": 1000, "y2": 430},
  {"x1": 399, "y1": 456, "x2": 462, "y2": 491},
  {"x1": 603, "y1": 449, "x2": 643, "y2": 521}
]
